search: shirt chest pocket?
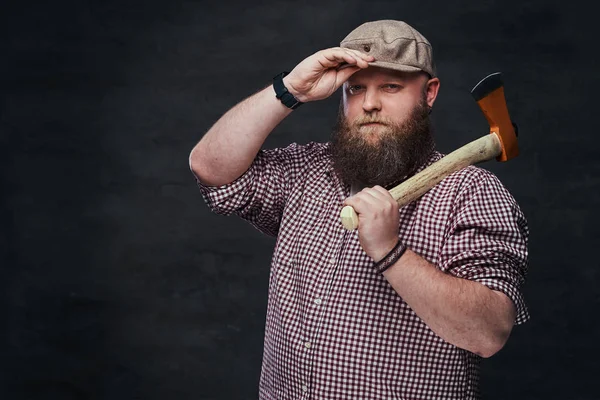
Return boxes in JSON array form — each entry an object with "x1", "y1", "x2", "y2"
[{"x1": 274, "y1": 173, "x2": 341, "y2": 268}]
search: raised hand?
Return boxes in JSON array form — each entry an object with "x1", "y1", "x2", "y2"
[{"x1": 283, "y1": 47, "x2": 374, "y2": 103}]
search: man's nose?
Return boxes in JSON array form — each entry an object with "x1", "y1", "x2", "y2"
[{"x1": 362, "y1": 88, "x2": 382, "y2": 113}]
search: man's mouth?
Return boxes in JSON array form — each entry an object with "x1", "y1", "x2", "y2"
[{"x1": 360, "y1": 122, "x2": 386, "y2": 127}]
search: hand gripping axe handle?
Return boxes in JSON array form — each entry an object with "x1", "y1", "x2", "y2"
[{"x1": 340, "y1": 72, "x2": 519, "y2": 231}]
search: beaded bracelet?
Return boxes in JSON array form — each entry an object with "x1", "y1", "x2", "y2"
[{"x1": 373, "y1": 240, "x2": 407, "y2": 274}]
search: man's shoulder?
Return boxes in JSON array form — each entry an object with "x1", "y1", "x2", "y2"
[
  {"x1": 432, "y1": 150, "x2": 502, "y2": 184},
  {"x1": 429, "y1": 150, "x2": 514, "y2": 202}
]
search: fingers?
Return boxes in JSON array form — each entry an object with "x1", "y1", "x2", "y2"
[
  {"x1": 344, "y1": 190, "x2": 376, "y2": 212},
  {"x1": 326, "y1": 48, "x2": 375, "y2": 88},
  {"x1": 335, "y1": 65, "x2": 362, "y2": 84},
  {"x1": 357, "y1": 186, "x2": 395, "y2": 204},
  {"x1": 318, "y1": 47, "x2": 374, "y2": 69},
  {"x1": 344, "y1": 186, "x2": 396, "y2": 214},
  {"x1": 343, "y1": 47, "x2": 375, "y2": 62},
  {"x1": 370, "y1": 185, "x2": 395, "y2": 201}
]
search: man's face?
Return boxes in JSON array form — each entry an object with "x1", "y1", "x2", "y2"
[
  {"x1": 330, "y1": 67, "x2": 440, "y2": 188},
  {"x1": 342, "y1": 67, "x2": 432, "y2": 136}
]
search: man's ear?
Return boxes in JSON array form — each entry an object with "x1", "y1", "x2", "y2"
[{"x1": 425, "y1": 77, "x2": 440, "y2": 108}]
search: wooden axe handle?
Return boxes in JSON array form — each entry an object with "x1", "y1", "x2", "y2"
[{"x1": 340, "y1": 132, "x2": 503, "y2": 231}]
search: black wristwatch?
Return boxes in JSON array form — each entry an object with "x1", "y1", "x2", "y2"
[{"x1": 273, "y1": 71, "x2": 303, "y2": 110}]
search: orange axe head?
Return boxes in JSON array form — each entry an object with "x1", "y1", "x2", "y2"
[{"x1": 471, "y1": 72, "x2": 519, "y2": 162}]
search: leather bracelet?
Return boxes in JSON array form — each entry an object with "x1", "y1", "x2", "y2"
[
  {"x1": 373, "y1": 240, "x2": 407, "y2": 274},
  {"x1": 273, "y1": 71, "x2": 303, "y2": 110}
]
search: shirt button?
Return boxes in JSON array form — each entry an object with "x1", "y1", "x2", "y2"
[
  {"x1": 329, "y1": 258, "x2": 336, "y2": 265},
  {"x1": 304, "y1": 342, "x2": 311, "y2": 349},
  {"x1": 302, "y1": 384, "x2": 309, "y2": 393},
  {"x1": 314, "y1": 298, "x2": 322, "y2": 305}
]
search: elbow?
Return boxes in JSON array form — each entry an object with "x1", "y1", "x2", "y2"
[
  {"x1": 189, "y1": 146, "x2": 227, "y2": 186},
  {"x1": 476, "y1": 340, "x2": 506, "y2": 359},
  {"x1": 475, "y1": 325, "x2": 513, "y2": 358},
  {"x1": 188, "y1": 147, "x2": 201, "y2": 178},
  {"x1": 475, "y1": 290, "x2": 517, "y2": 358},
  {"x1": 189, "y1": 146, "x2": 211, "y2": 183}
]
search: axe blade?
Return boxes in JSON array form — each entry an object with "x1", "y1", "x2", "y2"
[
  {"x1": 470, "y1": 72, "x2": 519, "y2": 162},
  {"x1": 471, "y1": 72, "x2": 503, "y2": 102}
]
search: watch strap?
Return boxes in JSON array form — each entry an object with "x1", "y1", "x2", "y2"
[{"x1": 273, "y1": 71, "x2": 303, "y2": 110}]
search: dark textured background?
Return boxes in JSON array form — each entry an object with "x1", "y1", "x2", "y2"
[{"x1": 2, "y1": 0, "x2": 598, "y2": 399}]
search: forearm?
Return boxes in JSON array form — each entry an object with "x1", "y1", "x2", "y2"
[
  {"x1": 382, "y1": 249, "x2": 516, "y2": 357},
  {"x1": 189, "y1": 83, "x2": 293, "y2": 186}
]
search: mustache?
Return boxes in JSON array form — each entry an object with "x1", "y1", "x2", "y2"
[{"x1": 352, "y1": 115, "x2": 394, "y2": 127}]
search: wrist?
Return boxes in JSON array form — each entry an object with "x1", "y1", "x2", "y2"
[
  {"x1": 273, "y1": 72, "x2": 303, "y2": 110},
  {"x1": 282, "y1": 75, "x2": 303, "y2": 101},
  {"x1": 371, "y1": 238, "x2": 400, "y2": 263},
  {"x1": 373, "y1": 240, "x2": 407, "y2": 274}
]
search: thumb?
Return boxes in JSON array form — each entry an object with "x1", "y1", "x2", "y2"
[{"x1": 335, "y1": 65, "x2": 362, "y2": 87}]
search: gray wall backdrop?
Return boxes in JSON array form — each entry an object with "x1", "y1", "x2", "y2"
[{"x1": 2, "y1": 0, "x2": 598, "y2": 399}]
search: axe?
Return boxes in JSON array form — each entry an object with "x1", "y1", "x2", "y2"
[{"x1": 340, "y1": 72, "x2": 519, "y2": 231}]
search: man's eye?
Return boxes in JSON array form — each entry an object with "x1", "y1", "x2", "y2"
[
  {"x1": 348, "y1": 85, "x2": 364, "y2": 95},
  {"x1": 383, "y1": 84, "x2": 401, "y2": 91}
]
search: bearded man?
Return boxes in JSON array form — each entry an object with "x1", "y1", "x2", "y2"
[{"x1": 189, "y1": 20, "x2": 529, "y2": 400}]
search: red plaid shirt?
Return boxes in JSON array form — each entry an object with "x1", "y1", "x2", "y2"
[{"x1": 195, "y1": 141, "x2": 529, "y2": 400}]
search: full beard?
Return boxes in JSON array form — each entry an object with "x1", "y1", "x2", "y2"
[{"x1": 330, "y1": 98, "x2": 435, "y2": 189}]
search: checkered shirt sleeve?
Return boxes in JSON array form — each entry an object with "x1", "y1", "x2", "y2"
[
  {"x1": 439, "y1": 168, "x2": 530, "y2": 324},
  {"x1": 195, "y1": 142, "x2": 322, "y2": 237}
]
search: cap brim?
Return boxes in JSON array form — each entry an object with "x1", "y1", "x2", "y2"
[{"x1": 368, "y1": 60, "x2": 433, "y2": 76}]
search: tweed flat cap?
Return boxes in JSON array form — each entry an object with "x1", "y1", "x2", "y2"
[{"x1": 340, "y1": 20, "x2": 436, "y2": 77}]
